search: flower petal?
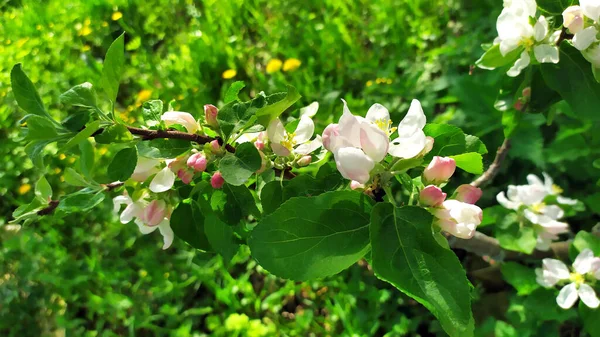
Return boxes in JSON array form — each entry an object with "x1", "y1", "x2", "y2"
[
  {"x1": 267, "y1": 118, "x2": 286, "y2": 143},
  {"x1": 507, "y1": 51, "x2": 531, "y2": 77},
  {"x1": 271, "y1": 143, "x2": 291, "y2": 157},
  {"x1": 397, "y1": 99, "x2": 426, "y2": 138},
  {"x1": 135, "y1": 219, "x2": 157, "y2": 234},
  {"x1": 338, "y1": 100, "x2": 362, "y2": 148},
  {"x1": 161, "y1": 111, "x2": 198, "y2": 134},
  {"x1": 149, "y1": 167, "x2": 176, "y2": 193},
  {"x1": 543, "y1": 258, "x2": 571, "y2": 279},
  {"x1": 334, "y1": 147, "x2": 375, "y2": 184},
  {"x1": 359, "y1": 122, "x2": 389, "y2": 162},
  {"x1": 556, "y1": 283, "x2": 579, "y2": 309},
  {"x1": 496, "y1": 191, "x2": 520, "y2": 210},
  {"x1": 388, "y1": 130, "x2": 427, "y2": 159},
  {"x1": 294, "y1": 115, "x2": 315, "y2": 144},
  {"x1": 579, "y1": 283, "x2": 600, "y2": 308},
  {"x1": 158, "y1": 218, "x2": 175, "y2": 250},
  {"x1": 534, "y1": 16, "x2": 549, "y2": 42},
  {"x1": 121, "y1": 201, "x2": 143, "y2": 224},
  {"x1": 300, "y1": 101, "x2": 319, "y2": 117},
  {"x1": 365, "y1": 103, "x2": 390, "y2": 125},
  {"x1": 581, "y1": 0, "x2": 600, "y2": 21},
  {"x1": 574, "y1": 249, "x2": 596, "y2": 274},
  {"x1": 294, "y1": 135, "x2": 323, "y2": 155},
  {"x1": 113, "y1": 195, "x2": 132, "y2": 213},
  {"x1": 573, "y1": 26, "x2": 598, "y2": 51},
  {"x1": 534, "y1": 45, "x2": 559, "y2": 64}
]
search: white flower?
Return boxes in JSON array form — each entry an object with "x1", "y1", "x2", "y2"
[
  {"x1": 131, "y1": 157, "x2": 160, "y2": 182},
  {"x1": 149, "y1": 166, "x2": 176, "y2": 193},
  {"x1": 527, "y1": 173, "x2": 578, "y2": 205},
  {"x1": 574, "y1": 26, "x2": 599, "y2": 50},
  {"x1": 113, "y1": 195, "x2": 174, "y2": 249},
  {"x1": 496, "y1": 184, "x2": 547, "y2": 210},
  {"x1": 563, "y1": 6, "x2": 585, "y2": 34},
  {"x1": 267, "y1": 115, "x2": 322, "y2": 157},
  {"x1": 161, "y1": 111, "x2": 199, "y2": 134},
  {"x1": 536, "y1": 249, "x2": 600, "y2": 309},
  {"x1": 581, "y1": 0, "x2": 600, "y2": 22},
  {"x1": 433, "y1": 200, "x2": 483, "y2": 239},
  {"x1": 388, "y1": 99, "x2": 428, "y2": 159}
]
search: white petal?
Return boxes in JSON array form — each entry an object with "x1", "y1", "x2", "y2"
[
  {"x1": 557, "y1": 283, "x2": 579, "y2": 309},
  {"x1": 573, "y1": 26, "x2": 598, "y2": 51},
  {"x1": 267, "y1": 118, "x2": 286, "y2": 143},
  {"x1": 536, "y1": 235, "x2": 553, "y2": 251},
  {"x1": 581, "y1": 0, "x2": 600, "y2": 21},
  {"x1": 388, "y1": 130, "x2": 427, "y2": 159},
  {"x1": 534, "y1": 16, "x2": 549, "y2": 42},
  {"x1": 543, "y1": 205, "x2": 564, "y2": 220},
  {"x1": 365, "y1": 103, "x2": 390, "y2": 124},
  {"x1": 579, "y1": 283, "x2": 600, "y2": 308},
  {"x1": 338, "y1": 100, "x2": 362, "y2": 148},
  {"x1": 359, "y1": 122, "x2": 389, "y2": 162},
  {"x1": 557, "y1": 196, "x2": 579, "y2": 205},
  {"x1": 236, "y1": 131, "x2": 262, "y2": 144},
  {"x1": 496, "y1": 191, "x2": 520, "y2": 210},
  {"x1": 136, "y1": 219, "x2": 157, "y2": 234},
  {"x1": 574, "y1": 249, "x2": 596, "y2": 274},
  {"x1": 534, "y1": 45, "x2": 559, "y2": 64},
  {"x1": 527, "y1": 173, "x2": 545, "y2": 187},
  {"x1": 507, "y1": 51, "x2": 531, "y2": 77},
  {"x1": 334, "y1": 147, "x2": 375, "y2": 184},
  {"x1": 300, "y1": 101, "x2": 319, "y2": 117},
  {"x1": 271, "y1": 143, "x2": 291, "y2": 157},
  {"x1": 158, "y1": 219, "x2": 175, "y2": 250},
  {"x1": 539, "y1": 219, "x2": 570, "y2": 235},
  {"x1": 541, "y1": 172, "x2": 554, "y2": 191},
  {"x1": 113, "y1": 195, "x2": 132, "y2": 213},
  {"x1": 132, "y1": 157, "x2": 161, "y2": 181},
  {"x1": 161, "y1": 111, "x2": 198, "y2": 134},
  {"x1": 500, "y1": 38, "x2": 521, "y2": 56},
  {"x1": 149, "y1": 167, "x2": 176, "y2": 193},
  {"x1": 294, "y1": 135, "x2": 323, "y2": 155},
  {"x1": 121, "y1": 202, "x2": 143, "y2": 224},
  {"x1": 293, "y1": 115, "x2": 315, "y2": 144},
  {"x1": 543, "y1": 258, "x2": 571, "y2": 279},
  {"x1": 396, "y1": 99, "x2": 426, "y2": 138}
]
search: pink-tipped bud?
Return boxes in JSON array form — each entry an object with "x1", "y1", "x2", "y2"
[
  {"x1": 419, "y1": 185, "x2": 447, "y2": 207},
  {"x1": 210, "y1": 140, "x2": 221, "y2": 153},
  {"x1": 211, "y1": 171, "x2": 225, "y2": 189},
  {"x1": 455, "y1": 184, "x2": 483, "y2": 204},
  {"x1": 254, "y1": 140, "x2": 265, "y2": 151},
  {"x1": 423, "y1": 156, "x2": 456, "y2": 184},
  {"x1": 322, "y1": 123, "x2": 340, "y2": 151},
  {"x1": 177, "y1": 169, "x2": 194, "y2": 184},
  {"x1": 563, "y1": 6, "x2": 584, "y2": 34},
  {"x1": 142, "y1": 200, "x2": 167, "y2": 227},
  {"x1": 204, "y1": 104, "x2": 219, "y2": 128},
  {"x1": 350, "y1": 181, "x2": 365, "y2": 190},
  {"x1": 297, "y1": 155, "x2": 312, "y2": 167},
  {"x1": 187, "y1": 153, "x2": 207, "y2": 172}
]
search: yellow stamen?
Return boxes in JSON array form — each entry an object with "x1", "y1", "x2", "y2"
[
  {"x1": 552, "y1": 184, "x2": 564, "y2": 194},
  {"x1": 280, "y1": 132, "x2": 297, "y2": 152},
  {"x1": 531, "y1": 202, "x2": 545, "y2": 213},
  {"x1": 570, "y1": 272, "x2": 585, "y2": 285}
]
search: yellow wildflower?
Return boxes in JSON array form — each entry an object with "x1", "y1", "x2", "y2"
[
  {"x1": 18, "y1": 184, "x2": 31, "y2": 195},
  {"x1": 222, "y1": 69, "x2": 237, "y2": 79},
  {"x1": 136, "y1": 89, "x2": 152, "y2": 103},
  {"x1": 82, "y1": 45, "x2": 91, "y2": 52},
  {"x1": 283, "y1": 58, "x2": 301, "y2": 72},
  {"x1": 112, "y1": 11, "x2": 123, "y2": 21},
  {"x1": 54, "y1": 168, "x2": 62, "y2": 174},
  {"x1": 98, "y1": 147, "x2": 108, "y2": 156},
  {"x1": 59, "y1": 154, "x2": 66, "y2": 160},
  {"x1": 266, "y1": 59, "x2": 283, "y2": 73},
  {"x1": 102, "y1": 21, "x2": 108, "y2": 27},
  {"x1": 386, "y1": 78, "x2": 392, "y2": 84},
  {"x1": 366, "y1": 80, "x2": 373, "y2": 87},
  {"x1": 177, "y1": 94, "x2": 184, "y2": 100},
  {"x1": 68, "y1": 157, "x2": 76, "y2": 164},
  {"x1": 79, "y1": 26, "x2": 92, "y2": 36},
  {"x1": 84, "y1": 18, "x2": 91, "y2": 26}
]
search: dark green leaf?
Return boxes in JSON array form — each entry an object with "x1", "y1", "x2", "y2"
[
  {"x1": 170, "y1": 201, "x2": 212, "y2": 251},
  {"x1": 137, "y1": 138, "x2": 190, "y2": 158},
  {"x1": 500, "y1": 262, "x2": 540, "y2": 295},
  {"x1": 255, "y1": 85, "x2": 301, "y2": 127},
  {"x1": 204, "y1": 213, "x2": 239, "y2": 262},
  {"x1": 211, "y1": 183, "x2": 260, "y2": 225},
  {"x1": 580, "y1": 301, "x2": 600, "y2": 337},
  {"x1": 10, "y1": 64, "x2": 52, "y2": 119},
  {"x1": 537, "y1": 0, "x2": 576, "y2": 14},
  {"x1": 25, "y1": 115, "x2": 60, "y2": 141},
  {"x1": 107, "y1": 147, "x2": 137, "y2": 181},
  {"x1": 224, "y1": 81, "x2": 246, "y2": 104},
  {"x1": 94, "y1": 124, "x2": 133, "y2": 144},
  {"x1": 64, "y1": 168, "x2": 92, "y2": 187},
  {"x1": 57, "y1": 189, "x2": 105, "y2": 213},
  {"x1": 249, "y1": 191, "x2": 373, "y2": 280},
  {"x1": 475, "y1": 44, "x2": 522, "y2": 70},
  {"x1": 573, "y1": 231, "x2": 600, "y2": 255},
  {"x1": 217, "y1": 95, "x2": 267, "y2": 140},
  {"x1": 25, "y1": 140, "x2": 52, "y2": 168},
  {"x1": 78, "y1": 139, "x2": 95, "y2": 178},
  {"x1": 141, "y1": 100, "x2": 163, "y2": 123},
  {"x1": 100, "y1": 33, "x2": 125, "y2": 103},
  {"x1": 218, "y1": 142, "x2": 262, "y2": 186},
  {"x1": 423, "y1": 123, "x2": 466, "y2": 157},
  {"x1": 61, "y1": 120, "x2": 104, "y2": 151},
  {"x1": 370, "y1": 204, "x2": 474, "y2": 337},
  {"x1": 59, "y1": 82, "x2": 97, "y2": 108},
  {"x1": 62, "y1": 111, "x2": 91, "y2": 132},
  {"x1": 464, "y1": 135, "x2": 488, "y2": 155}
]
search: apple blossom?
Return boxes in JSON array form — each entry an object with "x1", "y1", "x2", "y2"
[
  {"x1": 267, "y1": 115, "x2": 322, "y2": 157},
  {"x1": 161, "y1": 111, "x2": 199, "y2": 134},
  {"x1": 433, "y1": 200, "x2": 483, "y2": 239},
  {"x1": 204, "y1": 104, "x2": 219, "y2": 128},
  {"x1": 419, "y1": 185, "x2": 447, "y2": 207},
  {"x1": 581, "y1": 0, "x2": 600, "y2": 22},
  {"x1": 296, "y1": 155, "x2": 312, "y2": 167},
  {"x1": 187, "y1": 153, "x2": 207, "y2": 172},
  {"x1": 388, "y1": 99, "x2": 428, "y2": 159},
  {"x1": 177, "y1": 169, "x2": 194, "y2": 184},
  {"x1": 131, "y1": 157, "x2": 160, "y2": 182},
  {"x1": 454, "y1": 184, "x2": 483, "y2": 204},
  {"x1": 149, "y1": 166, "x2": 176, "y2": 193},
  {"x1": 423, "y1": 156, "x2": 456, "y2": 184},
  {"x1": 527, "y1": 172, "x2": 578, "y2": 205},
  {"x1": 210, "y1": 139, "x2": 221, "y2": 153},
  {"x1": 211, "y1": 171, "x2": 225, "y2": 189},
  {"x1": 350, "y1": 181, "x2": 365, "y2": 190},
  {"x1": 536, "y1": 249, "x2": 600, "y2": 309},
  {"x1": 142, "y1": 199, "x2": 167, "y2": 227},
  {"x1": 563, "y1": 6, "x2": 585, "y2": 33}
]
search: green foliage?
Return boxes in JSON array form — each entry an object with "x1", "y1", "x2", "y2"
[
  {"x1": 476, "y1": 44, "x2": 522, "y2": 70},
  {"x1": 218, "y1": 142, "x2": 262, "y2": 186},
  {"x1": 501, "y1": 262, "x2": 540, "y2": 296},
  {"x1": 107, "y1": 147, "x2": 137, "y2": 181},
  {"x1": 100, "y1": 32, "x2": 125, "y2": 104}
]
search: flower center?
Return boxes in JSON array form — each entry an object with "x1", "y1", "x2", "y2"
[
  {"x1": 552, "y1": 184, "x2": 563, "y2": 195},
  {"x1": 531, "y1": 202, "x2": 546, "y2": 213},
  {"x1": 280, "y1": 132, "x2": 297, "y2": 151},
  {"x1": 374, "y1": 119, "x2": 396, "y2": 135},
  {"x1": 521, "y1": 37, "x2": 535, "y2": 51},
  {"x1": 570, "y1": 272, "x2": 586, "y2": 285}
]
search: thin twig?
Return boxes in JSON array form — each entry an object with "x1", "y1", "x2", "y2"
[
  {"x1": 471, "y1": 138, "x2": 511, "y2": 188},
  {"x1": 125, "y1": 126, "x2": 236, "y2": 153},
  {"x1": 37, "y1": 200, "x2": 59, "y2": 216}
]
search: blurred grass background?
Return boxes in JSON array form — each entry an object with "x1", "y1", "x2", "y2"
[{"x1": 3, "y1": 0, "x2": 595, "y2": 336}]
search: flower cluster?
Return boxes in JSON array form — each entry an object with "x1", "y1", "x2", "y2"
[
  {"x1": 419, "y1": 159, "x2": 484, "y2": 239},
  {"x1": 495, "y1": 0, "x2": 560, "y2": 76},
  {"x1": 563, "y1": 1, "x2": 600, "y2": 72},
  {"x1": 497, "y1": 173, "x2": 578, "y2": 250},
  {"x1": 537, "y1": 249, "x2": 600, "y2": 309}
]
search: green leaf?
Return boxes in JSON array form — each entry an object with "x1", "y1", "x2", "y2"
[
  {"x1": 170, "y1": 201, "x2": 212, "y2": 251},
  {"x1": 94, "y1": 124, "x2": 133, "y2": 144},
  {"x1": 100, "y1": 32, "x2": 125, "y2": 103},
  {"x1": 59, "y1": 82, "x2": 97, "y2": 108},
  {"x1": 496, "y1": 223, "x2": 537, "y2": 254},
  {"x1": 62, "y1": 111, "x2": 91, "y2": 132},
  {"x1": 204, "y1": 213, "x2": 240, "y2": 262},
  {"x1": 137, "y1": 138, "x2": 190, "y2": 159},
  {"x1": 141, "y1": 100, "x2": 163, "y2": 123},
  {"x1": 224, "y1": 81, "x2": 246, "y2": 104},
  {"x1": 475, "y1": 44, "x2": 522, "y2": 70},
  {"x1": 255, "y1": 85, "x2": 301, "y2": 127},
  {"x1": 35, "y1": 176, "x2": 52, "y2": 201},
  {"x1": 57, "y1": 189, "x2": 105, "y2": 213},
  {"x1": 464, "y1": 135, "x2": 488, "y2": 155},
  {"x1": 524, "y1": 288, "x2": 577, "y2": 322},
  {"x1": 25, "y1": 115, "x2": 60, "y2": 141},
  {"x1": 211, "y1": 184, "x2": 260, "y2": 225},
  {"x1": 573, "y1": 231, "x2": 600, "y2": 256},
  {"x1": 249, "y1": 191, "x2": 373, "y2": 280},
  {"x1": 370, "y1": 204, "x2": 474, "y2": 337},
  {"x1": 450, "y1": 153, "x2": 483, "y2": 174},
  {"x1": 10, "y1": 64, "x2": 52, "y2": 119},
  {"x1": 78, "y1": 139, "x2": 95, "y2": 178},
  {"x1": 541, "y1": 42, "x2": 600, "y2": 121},
  {"x1": 479, "y1": 205, "x2": 510, "y2": 227},
  {"x1": 218, "y1": 142, "x2": 262, "y2": 186},
  {"x1": 25, "y1": 140, "x2": 52, "y2": 168},
  {"x1": 537, "y1": 0, "x2": 576, "y2": 15},
  {"x1": 217, "y1": 95, "x2": 267, "y2": 140},
  {"x1": 494, "y1": 321, "x2": 517, "y2": 337},
  {"x1": 580, "y1": 301, "x2": 600, "y2": 337},
  {"x1": 423, "y1": 123, "x2": 466, "y2": 157},
  {"x1": 64, "y1": 167, "x2": 92, "y2": 187},
  {"x1": 61, "y1": 120, "x2": 104, "y2": 151},
  {"x1": 107, "y1": 147, "x2": 137, "y2": 182},
  {"x1": 260, "y1": 181, "x2": 284, "y2": 215},
  {"x1": 500, "y1": 262, "x2": 540, "y2": 296}
]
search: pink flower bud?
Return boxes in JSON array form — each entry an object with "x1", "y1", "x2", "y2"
[
  {"x1": 423, "y1": 156, "x2": 456, "y2": 184},
  {"x1": 350, "y1": 181, "x2": 365, "y2": 190},
  {"x1": 187, "y1": 153, "x2": 207, "y2": 172},
  {"x1": 563, "y1": 6, "x2": 584, "y2": 34},
  {"x1": 322, "y1": 123, "x2": 340, "y2": 151},
  {"x1": 254, "y1": 140, "x2": 265, "y2": 151},
  {"x1": 455, "y1": 184, "x2": 482, "y2": 204},
  {"x1": 204, "y1": 104, "x2": 219, "y2": 128},
  {"x1": 419, "y1": 185, "x2": 447, "y2": 207},
  {"x1": 211, "y1": 171, "x2": 225, "y2": 189},
  {"x1": 210, "y1": 140, "x2": 221, "y2": 153},
  {"x1": 142, "y1": 200, "x2": 167, "y2": 227},
  {"x1": 297, "y1": 155, "x2": 312, "y2": 167},
  {"x1": 177, "y1": 169, "x2": 194, "y2": 184}
]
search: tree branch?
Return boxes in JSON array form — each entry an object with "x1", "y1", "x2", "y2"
[
  {"x1": 125, "y1": 126, "x2": 236, "y2": 153},
  {"x1": 37, "y1": 200, "x2": 59, "y2": 216},
  {"x1": 471, "y1": 138, "x2": 511, "y2": 188}
]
